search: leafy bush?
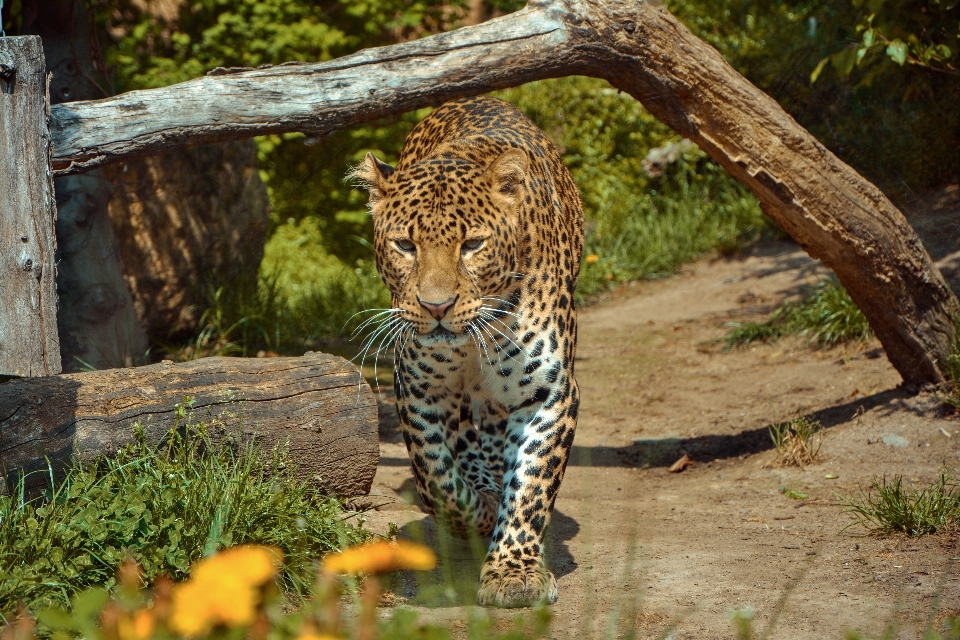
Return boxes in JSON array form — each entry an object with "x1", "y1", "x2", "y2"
[
  {"x1": 837, "y1": 472, "x2": 960, "y2": 536},
  {"x1": 720, "y1": 279, "x2": 872, "y2": 349},
  {"x1": 0, "y1": 423, "x2": 368, "y2": 620}
]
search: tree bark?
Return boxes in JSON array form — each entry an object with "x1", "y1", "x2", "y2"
[
  {"x1": 44, "y1": 0, "x2": 960, "y2": 385},
  {"x1": 0, "y1": 36, "x2": 61, "y2": 377},
  {"x1": 24, "y1": 0, "x2": 149, "y2": 373},
  {"x1": 0, "y1": 352, "x2": 380, "y2": 497},
  {"x1": 103, "y1": 140, "x2": 270, "y2": 344}
]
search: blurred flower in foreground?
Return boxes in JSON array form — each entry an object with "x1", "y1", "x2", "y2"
[
  {"x1": 171, "y1": 546, "x2": 282, "y2": 636},
  {"x1": 586, "y1": 254, "x2": 600, "y2": 263},
  {"x1": 295, "y1": 634, "x2": 343, "y2": 640},
  {"x1": 323, "y1": 540, "x2": 436, "y2": 574}
]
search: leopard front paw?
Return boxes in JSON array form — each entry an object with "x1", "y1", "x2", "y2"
[{"x1": 476, "y1": 563, "x2": 558, "y2": 608}]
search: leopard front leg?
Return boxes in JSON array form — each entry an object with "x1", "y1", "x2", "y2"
[
  {"x1": 395, "y1": 379, "x2": 500, "y2": 538},
  {"x1": 476, "y1": 381, "x2": 579, "y2": 608}
]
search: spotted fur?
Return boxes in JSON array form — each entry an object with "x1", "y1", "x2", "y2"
[{"x1": 352, "y1": 96, "x2": 583, "y2": 607}]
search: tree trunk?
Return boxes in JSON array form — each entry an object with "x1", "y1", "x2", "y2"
[
  {"x1": 103, "y1": 140, "x2": 270, "y2": 344},
  {"x1": 23, "y1": 0, "x2": 149, "y2": 372},
  {"x1": 0, "y1": 352, "x2": 380, "y2": 497},
  {"x1": 43, "y1": 0, "x2": 960, "y2": 386},
  {"x1": 0, "y1": 36, "x2": 61, "y2": 377}
]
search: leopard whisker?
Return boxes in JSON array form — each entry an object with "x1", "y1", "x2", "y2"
[
  {"x1": 350, "y1": 308, "x2": 403, "y2": 338},
  {"x1": 394, "y1": 326, "x2": 414, "y2": 399},
  {"x1": 478, "y1": 305, "x2": 523, "y2": 321},
  {"x1": 465, "y1": 326, "x2": 482, "y2": 371},
  {"x1": 476, "y1": 315, "x2": 525, "y2": 359},
  {"x1": 474, "y1": 319, "x2": 515, "y2": 373},
  {"x1": 480, "y1": 296, "x2": 519, "y2": 309},
  {"x1": 344, "y1": 307, "x2": 402, "y2": 335},
  {"x1": 475, "y1": 317, "x2": 525, "y2": 363},
  {"x1": 471, "y1": 321, "x2": 496, "y2": 366},
  {"x1": 353, "y1": 316, "x2": 401, "y2": 368},
  {"x1": 352, "y1": 316, "x2": 401, "y2": 402},
  {"x1": 371, "y1": 320, "x2": 409, "y2": 396}
]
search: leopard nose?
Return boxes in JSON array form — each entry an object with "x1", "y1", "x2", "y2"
[{"x1": 418, "y1": 296, "x2": 458, "y2": 320}]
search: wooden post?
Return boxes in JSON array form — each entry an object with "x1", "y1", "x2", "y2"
[{"x1": 0, "y1": 36, "x2": 60, "y2": 377}]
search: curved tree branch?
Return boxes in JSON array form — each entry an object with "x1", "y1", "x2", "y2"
[{"x1": 47, "y1": 0, "x2": 960, "y2": 386}]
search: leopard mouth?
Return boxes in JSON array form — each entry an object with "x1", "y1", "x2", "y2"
[{"x1": 424, "y1": 325, "x2": 459, "y2": 340}]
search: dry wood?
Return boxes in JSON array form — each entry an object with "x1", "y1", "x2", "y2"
[
  {"x1": 0, "y1": 36, "x2": 61, "y2": 377},
  {"x1": 0, "y1": 352, "x2": 379, "y2": 496},
  {"x1": 32, "y1": 3, "x2": 150, "y2": 373},
  {"x1": 45, "y1": 0, "x2": 959, "y2": 385}
]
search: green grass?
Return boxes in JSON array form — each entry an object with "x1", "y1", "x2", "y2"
[
  {"x1": 720, "y1": 279, "x2": 873, "y2": 350},
  {"x1": 0, "y1": 424, "x2": 369, "y2": 620},
  {"x1": 836, "y1": 472, "x2": 960, "y2": 536},
  {"x1": 937, "y1": 321, "x2": 960, "y2": 409}
]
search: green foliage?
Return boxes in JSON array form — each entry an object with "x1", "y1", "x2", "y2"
[
  {"x1": 666, "y1": 0, "x2": 960, "y2": 201},
  {"x1": 721, "y1": 279, "x2": 873, "y2": 349},
  {"x1": 937, "y1": 322, "x2": 960, "y2": 409},
  {"x1": 811, "y1": 1, "x2": 959, "y2": 82},
  {"x1": 97, "y1": 0, "x2": 463, "y2": 92},
  {"x1": 0, "y1": 422, "x2": 368, "y2": 619},
  {"x1": 837, "y1": 471, "x2": 960, "y2": 536},
  {"x1": 497, "y1": 77, "x2": 771, "y2": 300}
]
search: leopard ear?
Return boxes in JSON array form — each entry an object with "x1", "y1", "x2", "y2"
[
  {"x1": 484, "y1": 148, "x2": 528, "y2": 203},
  {"x1": 349, "y1": 152, "x2": 395, "y2": 207}
]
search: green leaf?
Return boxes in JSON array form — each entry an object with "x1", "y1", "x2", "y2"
[
  {"x1": 780, "y1": 486, "x2": 809, "y2": 500},
  {"x1": 887, "y1": 39, "x2": 908, "y2": 65},
  {"x1": 810, "y1": 57, "x2": 830, "y2": 83}
]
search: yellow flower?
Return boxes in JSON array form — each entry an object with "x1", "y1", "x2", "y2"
[
  {"x1": 586, "y1": 254, "x2": 600, "y2": 264},
  {"x1": 323, "y1": 540, "x2": 436, "y2": 574},
  {"x1": 170, "y1": 546, "x2": 282, "y2": 636},
  {"x1": 117, "y1": 609, "x2": 155, "y2": 640},
  {"x1": 295, "y1": 635, "x2": 343, "y2": 640}
]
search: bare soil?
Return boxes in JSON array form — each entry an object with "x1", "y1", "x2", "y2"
[{"x1": 362, "y1": 240, "x2": 960, "y2": 639}]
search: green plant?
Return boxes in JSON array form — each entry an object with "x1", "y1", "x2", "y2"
[
  {"x1": 769, "y1": 416, "x2": 824, "y2": 466},
  {"x1": 720, "y1": 279, "x2": 872, "y2": 349},
  {"x1": 937, "y1": 322, "x2": 960, "y2": 409},
  {"x1": 728, "y1": 607, "x2": 755, "y2": 640},
  {"x1": 836, "y1": 471, "x2": 960, "y2": 536},
  {"x1": 0, "y1": 421, "x2": 369, "y2": 620}
]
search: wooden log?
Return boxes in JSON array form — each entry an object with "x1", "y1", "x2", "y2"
[
  {"x1": 44, "y1": 0, "x2": 960, "y2": 386},
  {"x1": 0, "y1": 352, "x2": 379, "y2": 496},
  {"x1": 0, "y1": 36, "x2": 61, "y2": 376}
]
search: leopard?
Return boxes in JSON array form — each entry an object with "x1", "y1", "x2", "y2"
[{"x1": 351, "y1": 95, "x2": 583, "y2": 608}]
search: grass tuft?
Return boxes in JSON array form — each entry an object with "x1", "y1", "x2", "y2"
[
  {"x1": 769, "y1": 416, "x2": 824, "y2": 467},
  {"x1": 0, "y1": 424, "x2": 369, "y2": 619},
  {"x1": 721, "y1": 279, "x2": 872, "y2": 350},
  {"x1": 836, "y1": 471, "x2": 960, "y2": 536}
]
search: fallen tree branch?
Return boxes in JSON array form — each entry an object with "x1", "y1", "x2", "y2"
[
  {"x1": 0, "y1": 353, "x2": 379, "y2": 496},
  {"x1": 47, "y1": 0, "x2": 960, "y2": 385}
]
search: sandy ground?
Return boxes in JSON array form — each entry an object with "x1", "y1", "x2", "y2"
[{"x1": 360, "y1": 240, "x2": 960, "y2": 639}]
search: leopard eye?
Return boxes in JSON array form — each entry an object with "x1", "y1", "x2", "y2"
[
  {"x1": 461, "y1": 238, "x2": 485, "y2": 253},
  {"x1": 394, "y1": 239, "x2": 416, "y2": 254}
]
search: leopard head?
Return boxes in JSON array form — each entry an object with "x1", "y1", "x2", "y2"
[{"x1": 352, "y1": 149, "x2": 528, "y2": 346}]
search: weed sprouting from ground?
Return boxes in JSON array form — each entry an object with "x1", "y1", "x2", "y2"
[
  {"x1": 721, "y1": 279, "x2": 872, "y2": 350},
  {"x1": 836, "y1": 472, "x2": 960, "y2": 536},
  {"x1": 0, "y1": 425, "x2": 369, "y2": 618},
  {"x1": 769, "y1": 416, "x2": 824, "y2": 467},
  {"x1": 937, "y1": 321, "x2": 960, "y2": 409}
]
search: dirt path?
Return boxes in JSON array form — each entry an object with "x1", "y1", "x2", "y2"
[{"x1": 362, "y1": 241, "x2": 960, "y2": 639}]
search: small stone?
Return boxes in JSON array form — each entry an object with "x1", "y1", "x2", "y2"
[{"x1": 882, "y1": 434, "x2": 908, "y2": 447}]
